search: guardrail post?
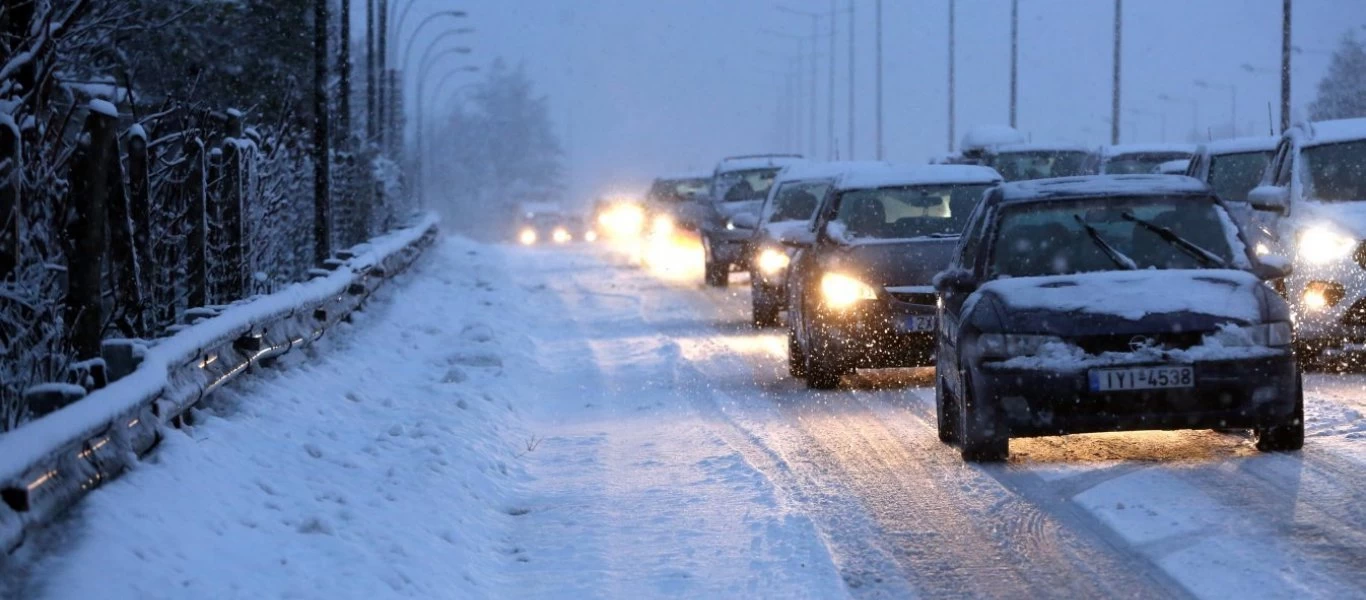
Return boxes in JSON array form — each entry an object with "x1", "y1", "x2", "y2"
[
  {"x1": 0, "y1": 121, "x2": 18, "y2": 282},
  {"x1": 65, "y1": 105, "x2": 113, "y2": 360},
  {"x1": 185, "y1": 137, "x2": 208, "y2": 309},
  {"x1": 220, "y1": 111, "x2": 247, "y2": 301}
]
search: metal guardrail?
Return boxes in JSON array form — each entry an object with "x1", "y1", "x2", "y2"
[{"x1": 0, "y1": 217, "x2": 439, "y2": 553}]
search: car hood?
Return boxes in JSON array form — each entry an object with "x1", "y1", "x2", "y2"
[
  {"x1": 1290, "y1": 200, "x2": 1366, "y2": 239},
  {"x1": 971, "y1": 269, "x2": 1269, "y2": 335},
  {"x1": 824, "y1": 238, "x2": 958, "y2": 287}
]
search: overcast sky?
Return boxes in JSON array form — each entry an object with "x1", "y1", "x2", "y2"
[{"x1": 383, "y1": 0, "x2": 1366, "y2": 206}]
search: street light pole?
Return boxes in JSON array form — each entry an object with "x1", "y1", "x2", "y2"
[
  {"x1": 876, "y1": 0, "x2": 884, "y2": 159},
  {"x1": 1281, "y1": 0, "x2": 1292, "y2": 133},
  {"x1": 809, "y1": 18, "x2": 817, "y2": 158},
  {"x1": 367, "y1": 0, "x2": 376, "y2": 141},
  {"x1": 1009, "y1": 0, "x2": 1018, "y2": 129},
  {"x1": 848, "y1": 0, "x2": 855, "y2": 159},
  {"x1": 828, "y1": 0, "x2": 836, "y2": 159},
  {"x1": 314, "y1": 0, "x2": 332, "y2": 264},
  {"x1": 377, "y1": 0, "x2": 389, "y2": 149},
  {"x1": 1111, "y1": 0, "x2": 1122, "y2": 145},
  {"x1": 948, "y1": 0, "x2": 956, "y2": 152},
  {"x1": 416, "y1": 63, "x2": 478, "y2": 208}
]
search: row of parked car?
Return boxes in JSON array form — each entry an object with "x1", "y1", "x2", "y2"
[{"x1": 639, "y1": 116, "x2": 1366, "y2": 462}]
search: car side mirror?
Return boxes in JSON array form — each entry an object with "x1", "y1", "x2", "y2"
[
  {"x1": 933, "y1": 268, "x2": 979, "y2": 294},
  {"x1": 730, "y1": 212, "x2": 758, "y2": 230},
  {"x1": 1253, "y1": 253, "x2": 1293, "y2": 281},
  {"x1": 1247, "y1": 185, "x2": 1290, "y2": 214}
]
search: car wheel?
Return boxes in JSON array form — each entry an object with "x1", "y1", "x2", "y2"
[
  {"x1": 958, "y1": 375, "x2": 1008, "y2": 462},
  {"x1": 787, "y1": 327, "x2": 806, "y2": 379},
  {"x1": 1255, "y1": 372, "x2": 1305, "y2": 452},
  {"x1": 751, "y1": 279, "x2": 781, "y2": 328},
  {"x1": 804, "y1": 325, "x2": 846, "y2": 390},
  {"x1": 705, "y1": 259, "x2": 729, "y2": 287},
  {"x1": 936, "y1": 375, "x2": 959, "y2": 445}
]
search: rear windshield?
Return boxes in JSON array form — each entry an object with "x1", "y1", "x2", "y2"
[
  {"x1": 1102, "y1": 152, "x2": 1193, "y2": 174},
  {"x1": 714, "y1": 168, "x2": 780, "y2": 202},
  {"x1": 833, "y1": 183, "x2": 991, "y2": 240},
  {"x1": 990, "y1": 150, "x2": 1093, "y2": 181},
  {"x1": 648, "y1": 178, "x2": 709, "y2": 203}
]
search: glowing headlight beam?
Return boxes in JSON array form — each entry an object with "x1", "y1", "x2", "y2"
[
  {"x1": 518, "y1": 229, "x2": 537, "y2": 245},
  {"x1": 1298, "y1": 227, "x2": 1356, "y2": 264},
  {"x1": 820, "y1": 272, "x2": 878, "y2": 309},
  {"x1": 552, "y1": 228, "x2": 572, "y2": 244},
  {"x1": 757, "y1": 248, "x2": 791, "y2": 274}
]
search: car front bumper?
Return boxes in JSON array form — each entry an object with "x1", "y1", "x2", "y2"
[
  {"x1": 1284, "y1": 264, "x2": 1366, "y2": 347},
  {"x1": 816, "y1": 298, "x2": 938, "y2": 368},
  {"x1": 976, "y1": 353, "x2": 1298, "y2": 437}
]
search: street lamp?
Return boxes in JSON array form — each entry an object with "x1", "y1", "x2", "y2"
[
  {"x1": 1194, "y1": 78, "x2": 1237, "y2": 137},
  {"x1": 761, "y1": 27, "x2": 820, "y2": 157},
  {"x1": 416, "y1": 64, "x2": 480, "y2": 207},
  {"x1": 776, "y1": 4, "x2": 837, "y2": 159}
]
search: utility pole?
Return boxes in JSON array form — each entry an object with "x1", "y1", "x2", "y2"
[
  {"x1": 875, "y1": 0, "x2": 884, "y2": 159},
  {"x1": 808, "y1": 21, "x2": 818, "y2": 158},
  {"x1": 847, "y1": 0, "x2": 855, "y2": 159},
  {"x1": 1281, "y1": 0, "x2": 1291, "y2": 133},
  {"x1": 828, "y1": 0, "x2": 836, "y2": 159},
  {"x1": 1111, "y1": 0, "x2": 1122, "y2": 145},
  {"x1": 339, "y1": 0, "x2": 352, "y2": 141},
  {"x1": 313, "y1": 0, "x2": 332, "y2": 264},
  {"x1": 366, "y1": 0, "x2": 376, "y2": 141},
  {"x1": 948, "y1": 0, "x2": 956, "y2": 152},
  {"x1": 1009, "y1": 0, "x2": 1018, "y2": 128}
]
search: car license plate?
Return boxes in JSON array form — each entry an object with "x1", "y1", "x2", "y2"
[
  {"x1": 1088, "y1": 366, "x2": 1194, "y2": 392},
  {"x1": 897, "y1": 315, "x2": 936, "y2": 333}
]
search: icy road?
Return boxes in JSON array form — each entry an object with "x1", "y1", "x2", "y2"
[{"x1": 7, "y1": 237, "x2": 1366, "y2": 599}]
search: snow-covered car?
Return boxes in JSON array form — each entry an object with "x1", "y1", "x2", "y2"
[
  {"x1": 1154, "y1": 159, "x2": 1191, "y2": 175},
  {"x1": 1186, "y1": 136, "x2": 1278, "y2": 203},
  {"x1": 1091, "y1": 143, "x2": 1197, "y2": 175},
  {"x1": 643, "y1": 171, "x2": 711, "y2": 234},
  {"x1": 787, "y1": 164, "x2": 1003, "y2": 389},
  {"x1": 954, "y1": 125, "x2": 1028, "y2": 166},
  {"x1": 934, "y1": 175, "x2": 1301, "y2": 462},
  {"x1": 748, "y1": 161, "x2": 892, "y2": 327},
  {"x1": 1247, "y1": 117, "x2": 1366, "y2": 363},
  {"x1": 516, "y1": 211, "x2": 576, "y2": 245},
  {"x1": 984, "y1": 142, "x2": 1097, "y2": 181},
  {"x1": 700, "y1": 154, "x2": 807, "y2": 286}
]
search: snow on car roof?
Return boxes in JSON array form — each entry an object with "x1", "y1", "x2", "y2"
[
  {"x1": 1156, "y1": 159, "x2": 1191, "y2": 174},
  {"x1": 1200, "y1": 136, "x2": 1278, "y2": 155},
  {"x1": 1101, "y1": 143, "x2": 1197, "y2": 157},
  {"x1": 715, "y1": 155, "x2": 806, "y2": 173},
  {"x1": 836, "y1": 164, "x2": 1002, "y2": 190},
  {"x1": 992, "y1": 142, "x2": 1094, "y2": 154},
  {"x1": 775, "y1": 160, "x2": 894, "y2": 183},
  {"x1": 960, "y1": 125, "x2": 1027, "y2": 151},
  {"x1": 1304, "y1": 117, "x2": 1366, "y2": 146},
  {"x1": 999, "y1": 174, "x2": 1210, "y2": 203},
  {"x1": 656, "y1": 171, "x2": 712, "y2": 181}
]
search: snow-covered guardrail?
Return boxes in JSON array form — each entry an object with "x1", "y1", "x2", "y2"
[{"x1": 0, "y1": 214, "x2": 440, "y2": 553}]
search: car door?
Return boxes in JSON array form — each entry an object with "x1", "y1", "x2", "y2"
[
  {"x1": 790, "y1": 185, "x2": 841, "y2": 348},
  {"x1": 938, "y1": 194, "x2": 992, "y2": 395}
]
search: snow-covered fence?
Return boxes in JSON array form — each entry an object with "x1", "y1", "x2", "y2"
[{"x1": 0, "y1": 214, "x2": 438, "y2": 554}]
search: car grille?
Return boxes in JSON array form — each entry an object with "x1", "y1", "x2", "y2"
[
  {"x1": 1342, "y1": 298, "x2": 1366, "y2": 326},
  {"x1": 1072, "y1": 332, "x2": 1207, "y2": 355},
  {"x1": 888, "y1": 291, "x2": 937, "y2": 306}
]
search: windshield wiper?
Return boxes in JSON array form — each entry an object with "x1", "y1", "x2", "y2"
[
  {"x1": 1072, "y1": 215, "x2": 1138, "y2": 270},
  {"x1": 926, "y1": 232, "x2": 959, "y2": 238},
  {"x1": 1120, "y1": 212, "x2": 1227, "y2": 268}
]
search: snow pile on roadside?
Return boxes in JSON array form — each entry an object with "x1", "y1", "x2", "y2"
[{"x1": 12, "y1": 237, "x2": 538, "y2": 599}]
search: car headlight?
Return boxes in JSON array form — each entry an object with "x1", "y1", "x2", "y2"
[
  {"x1": 652, "y1": 214, "x2": 674, "y2": 236},
  {"x1": 585, "y1": 230, "x2": 598, "y2": 242},
  {"x1": 1298, "y1": 227, "x2": 1356, "y2": 264},
  {"x1": 518, "y1": 229, "x2": 537, "y2": 245},
  {"x1": 977, "y1": 334, "x2": 1066, "y2": 358},
  {"x1": 757, "y1": 248, "x2": 791, "y2": 274},
  {"x1": 820, "y1": 273, "x2": 878, "y2": 309},
  {"x1": 1214, "y1": 322, "x2": 1293, "y2": 347},
  {"x1": 552, "y1": 228, "x2": 571, "y2": 243},
  {"x1": 725, "y1": 219, "x2": 736, "y2": 231}
]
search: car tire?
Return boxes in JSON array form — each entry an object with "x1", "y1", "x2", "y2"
[
  {"x1": 787, "y1": 328, "x2": 806, "y2": 379},
  {"x1": 1255, "y1": 372, "x2": 1305, "y2": 452},
  {"x1": 958, "y1": 375, "x2": 1008, "y2": 462},
  {"x1": 751, "y1": 279, "x2": 781, "y2": 328},
  {"x1": 705, "y1": 259, "x2": 729, "y2": 287},
  {"x1": 936, "y1": 375, "x2": 959, "y2": 445},
  {"x1": 804, "y1": 325, "x2": 846, "y2": 390}
]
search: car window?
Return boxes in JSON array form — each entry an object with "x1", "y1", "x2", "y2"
[
  {"x1": 649, "y1": 178, "x2": 709, "y2": 203},
  {"x1": 1300, "y1": 140, "x2": 1366, "y2": 202},
  {"x1": 832, "y1": 183, "x2": 991, "y2": 240},
  {"x1": 956, "y1": 196, "x2": 992, "y2": 271},
  {"x1": 714, "y1": 168, "x2": 781, "y2": 202},
  {"x1": 1103, "y1": 152, "x2": 1193, "y2": 174},
  {"x1": 988, "y1": 196, "x2": 1241, "y2": 279},
  {"x1": 764, "y1": 180, "x2": 831, "y2": 223},
  {"x1": 1207, "y1": 151, "x2": 1272, "y2": 202}
]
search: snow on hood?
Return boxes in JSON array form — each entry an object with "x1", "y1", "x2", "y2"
[
  {"x1": 980, "y1": 269, "x2": 1265, "y2": 322},
  {"x1": 997, "y1": 324, "x2": 1285, "y2": 371}
]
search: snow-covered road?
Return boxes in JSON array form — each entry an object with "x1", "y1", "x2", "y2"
[{"x1": 6, "y1": 236, "x2": 1366, "y2": 599}]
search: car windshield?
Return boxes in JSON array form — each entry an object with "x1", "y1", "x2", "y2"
[
  {"x1": 1103, "y1": 152, "x2": 1192, "y2": 174},
  {"x1": 989, "y1": 196, "x2": 1241, "y2": 279},
  {"x1": 648, "y1": 178, "x2": 709, "y2": 203},
  {"x1": 764, "y1": 180, "x2": 831, "y2": 223},
  {"x1": 833, "y1": 183, "x2": 991, "y2": 240},
  {"x1": 1302, "y1": 139, "x2": 1366, "y2": 202},
  {"x1": 990, "y1": 150, "x2": 1092, "y2": 181},
  {"x1": 715, "y1": 168, "x2": 780, "y2": 202},
  {"x1": 1208, "y1": 150, "x2": 1272, "y2": 202}
]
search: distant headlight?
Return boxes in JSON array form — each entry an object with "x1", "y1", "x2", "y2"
[
  {"x1": 977, "y1": 334, "x2": 1066, "y2": 359},
  {"x1": 820, "y1": 273, "x2": 878, "y2": 309},
  {"x1": 1298, "y1": 227, "x2": 1356, "y2": 264},
  {"x1": 518, "y1": 229, "x2": 537, "y2": 245},
  {"x1": 653, "y1": 214, "x2": 674, "y2": 236},
  {"x1": 757, "y1": 248, "x2": 791, "y2": 274},
  {"x1": 725, "y1": 219, "x2": 736, "y2": 231},
  {"x1": 585, "y1": 230, "x2": 599, "y2": 242},
  {"x1": 552, "y1": 228, "x2": 571, "y2": 243}
]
